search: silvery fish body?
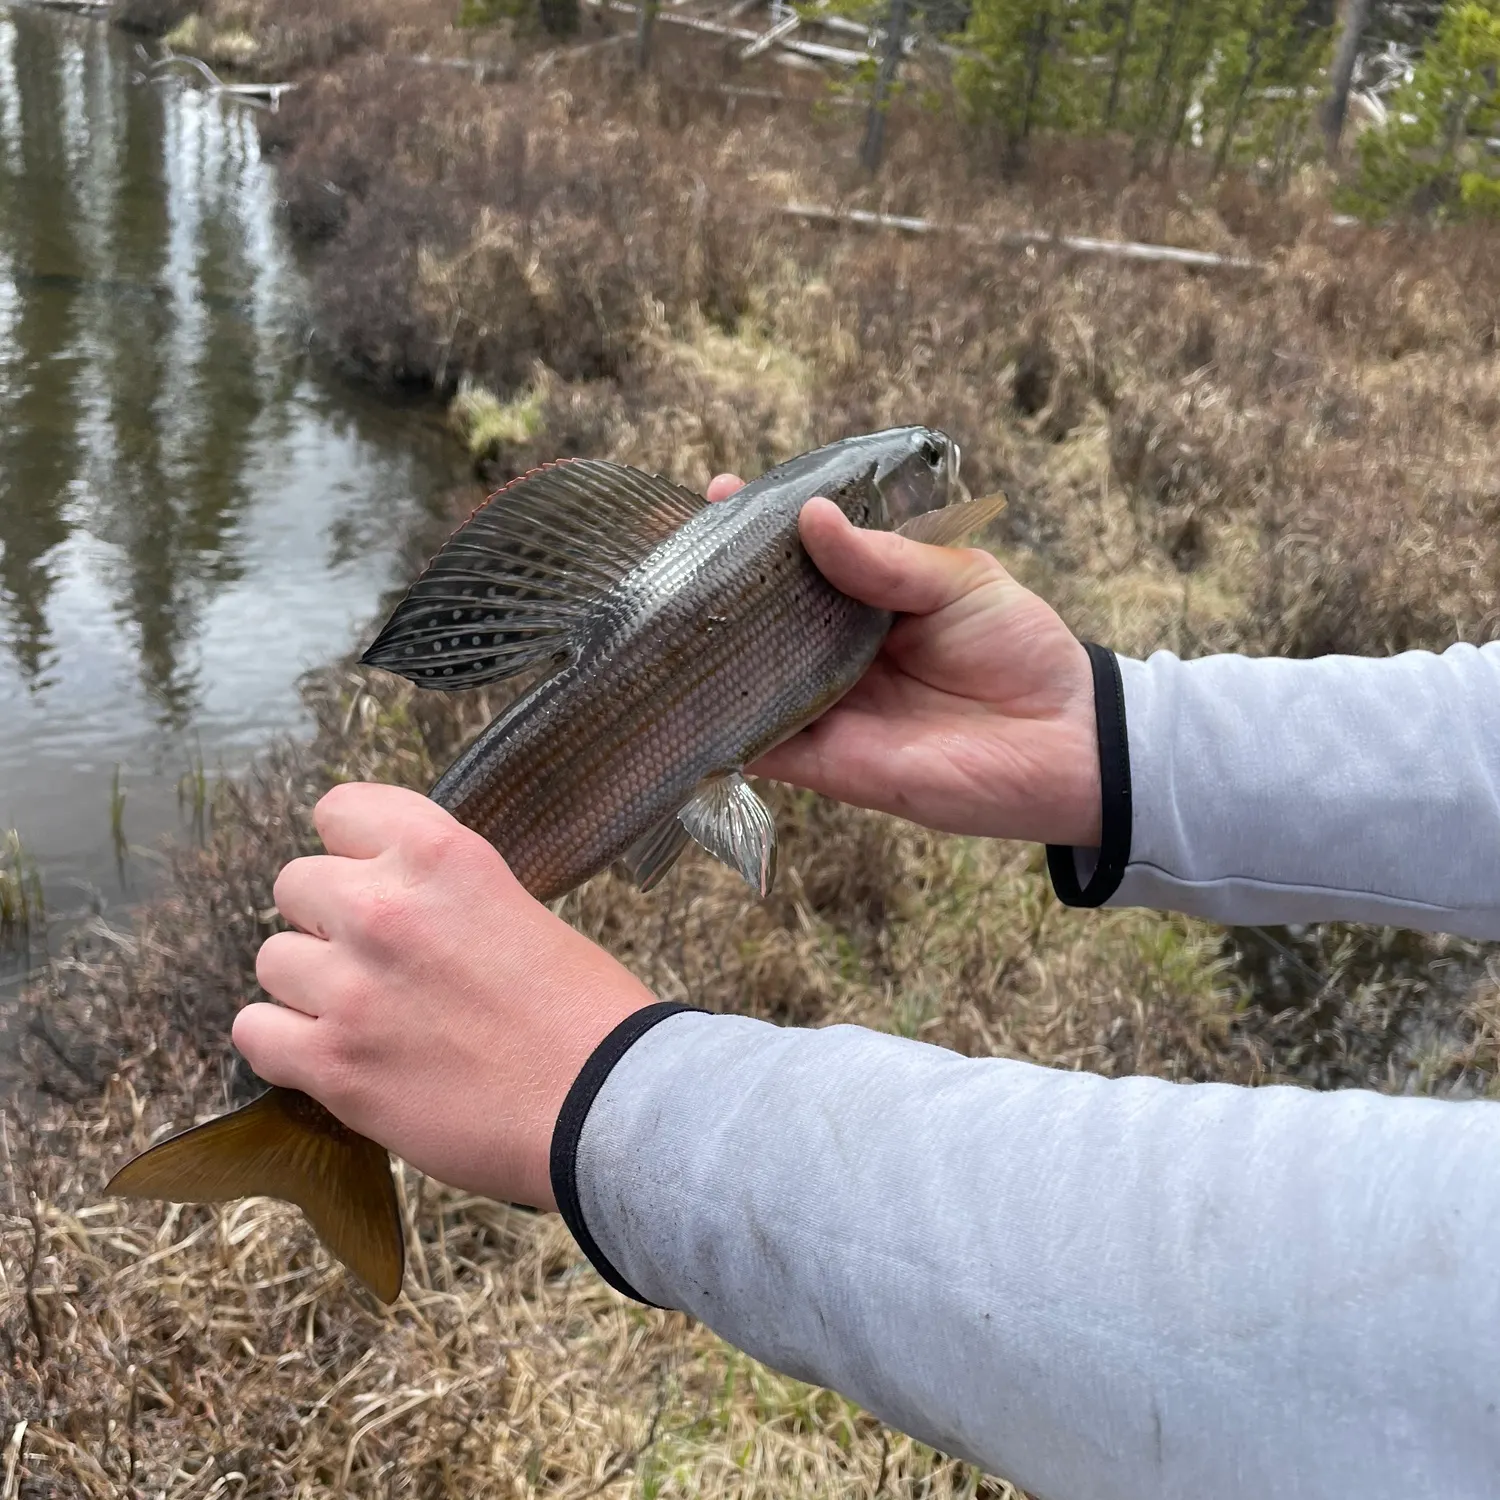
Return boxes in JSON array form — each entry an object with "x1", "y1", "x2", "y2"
[
  {"x1": 105, "y1": 428, "x2": 1005, "y2": 1309},
  {"x1": 363, "y1": 426, "x2": 990, "y2": 903}
]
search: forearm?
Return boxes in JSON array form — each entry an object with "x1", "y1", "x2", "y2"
[
  {"x1": 1049, "y1": 641, "x2": 1500, "y2": 938},
  {"x1": 557, "y1": 1008, "x2": 1500, "y2": 1500}
]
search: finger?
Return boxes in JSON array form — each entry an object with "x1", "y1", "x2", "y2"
[
  {"x1": 314, "y1": 781, "x2": 443, "y2": 860},
  {"x1": 749, "y1": 727, "x2": 831, "y2": 790},
  {"x1": 273, "y1": 854, "x2": 357, "y2": 939},
  {"x1": 255, "y1": 929, "x2": 339, "y2": 1017},
  {"x1": 232, "y1": 1001, "x2": 321, "y2": 1093},
  {"x1": 706, "y1": 473, "x2": 744, "y2": 503},
  {"x1": 800, "y1": 497, "x2": 1007, "y2": 616}
]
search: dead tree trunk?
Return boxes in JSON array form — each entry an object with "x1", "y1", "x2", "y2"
[
  {"x1": 1320, "y1": 0, "x2": 1375, "y2": 159},
  {"x1": 860, "y1": 0, "x2": 911, "y2": 173},
  {"x1": 539, "y1": 0, "x2": 581, "y2": 34},
  {"x1": 1104, "y1": 0, "x2": 1138, "y2": 127},
  {"x1": 635, "y1": 0, "x2": 658, "y2": 67}
]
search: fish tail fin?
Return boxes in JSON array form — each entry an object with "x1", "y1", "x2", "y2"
[{"x1": 106, "y1": 1086, "x2": 405, "y2": 1303}]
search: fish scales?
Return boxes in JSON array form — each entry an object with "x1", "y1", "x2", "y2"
[
  {"x1": 432, "y1": 474, "x2": 890, "y2": 902},
  {"x1": 105, "y1": 427, "x2": 1009, "y2": 1306}
]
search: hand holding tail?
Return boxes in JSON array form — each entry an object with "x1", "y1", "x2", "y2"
[{"x1": 236, "y1": 783, "x2": 655, "y2": 1212}]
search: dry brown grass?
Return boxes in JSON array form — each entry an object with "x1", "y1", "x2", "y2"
[{"x1": 5, "y1": 2, "x2": 1500, "y2": 1493}]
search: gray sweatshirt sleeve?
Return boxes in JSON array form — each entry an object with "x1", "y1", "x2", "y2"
[
  {"x1": 1047, "y1": 641, "x2": 1500, "y2": 938},
  {"x1": 549, "y1": 643, "x2": 1500, "y2": 1496},
  {"x1": 556, "y1": 1009, "x2": 1500, "y2": 1500}
]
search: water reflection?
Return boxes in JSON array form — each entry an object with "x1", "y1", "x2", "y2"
[{"x1": 0, "y1": 7, "x2": 455, "y2": 926}]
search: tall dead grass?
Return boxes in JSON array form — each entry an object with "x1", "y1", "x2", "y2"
[{"x1": 5, "y1": 2, "x2": 1500, "y2": 1493}]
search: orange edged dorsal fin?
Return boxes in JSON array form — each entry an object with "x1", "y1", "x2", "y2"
[{"x1": 360, "y1": 458, "x2": 708, "y2": 691}]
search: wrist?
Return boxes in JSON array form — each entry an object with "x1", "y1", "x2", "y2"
[
  {"x1": 1046, "y1": 643, "x2": 1132, "y2": 908},
  {"x1": 1048, "y1": 636, "x2": 1105, "y2": 848},
  {"x1": 514, "y1": 981, "x2": 656, "y2": 1212},
  {"x1": 548, "y1": 1001, "x2": 705, "y2": 1302}
]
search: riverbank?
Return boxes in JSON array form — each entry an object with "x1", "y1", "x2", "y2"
[{"x1": 4, "y1": 3, "x2": 1500, "y2": 1494}]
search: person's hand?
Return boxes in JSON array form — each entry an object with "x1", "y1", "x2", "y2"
[
  {"x1": 234, "y1": 783, "x2": 654, "y2": 1209},
  {"x1": 708, "y1": 476, "x2": 1102, "y2": 848}
]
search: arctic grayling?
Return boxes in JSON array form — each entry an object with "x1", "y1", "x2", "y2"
[{"x1": 107, "y1": 427, "x2": 1006, "y2": 1304}]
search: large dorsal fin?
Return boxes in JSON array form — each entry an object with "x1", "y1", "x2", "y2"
[{"x1": 361, "y1": 459, "x2": 708, "y2": 690}]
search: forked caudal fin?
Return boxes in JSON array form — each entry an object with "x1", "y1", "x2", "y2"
[{"x1": 106, "y1": 1086, "x2": 406, "y2": 1303}]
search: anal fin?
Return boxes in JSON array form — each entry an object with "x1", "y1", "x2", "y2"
[
  {"x1": 106, "y1": 1086, "x2": 405, "y2": 1304},
  {"x1": 897, "y1": 491, "x2": 1008, "y2": 548},
  {"x1": 678, "y1": 773, "x2": 778, "y2": 898}
]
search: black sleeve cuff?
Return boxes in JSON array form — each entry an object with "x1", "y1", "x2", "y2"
[
  {"x1": 1046, "y1": 642, "x2": 1132, "y2": 908},
  {"x1": 549, "y1": 1000, "x2": 703, "y2": 1305}
]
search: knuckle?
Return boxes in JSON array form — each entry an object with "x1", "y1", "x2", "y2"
[
  {"x1": 871, "y1": 538, "x2": 912, "y2": 595},
  {"x1": 962, "y1": 545, "x2": 1007, "y2": 578},
  {"x1": 230, "y1": 1005, "x2": 266, "y2": 1066},
  {"x1": 308, "y1": 1024, "x2": 376, "y2": 1119},
  {"x1": 322, "y1": 963, "x2": 368, "y2": 1017},
  {"x1": 308, "y1": 1042, "x2": 361, "y2": 1116},
  {"x1": 404, "y1": 821, "x2": 458, "y2": 869},
  {"x1": 347, "y1": 879, "x2": 399, "y2": 936},
  {"x1": 401, "y1": 812, "x2": 487, "y2": 879},
  {"x1": 315, "y1": 780, "x2": 354, "y2": 818}
]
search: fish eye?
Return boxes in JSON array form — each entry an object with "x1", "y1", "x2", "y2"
[{"x1": 918, "y1": 437, "x2": 945, "y2": 469}]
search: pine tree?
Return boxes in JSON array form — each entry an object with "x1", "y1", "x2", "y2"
[
  {"x1": 1343, "y1": 0, "x2": 1500, "y2": 217},
  {"x1": 953, "y1": 0, "x2": 1326, "y2": 177}
]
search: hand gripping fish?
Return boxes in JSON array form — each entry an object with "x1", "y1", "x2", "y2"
[{"x1": 106, "y1": 427, "x2": 1006, "y2": 1302}]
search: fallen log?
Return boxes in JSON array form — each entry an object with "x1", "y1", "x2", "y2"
[
  {"x1": 149, "y1": 53, "x2": 296, "y2": 106},
  {"x1": 780, "y1": 202, "x2": 1268, "y2": 273},
  {"x1": 674, "y1": 79, "x2": 862, "y2": 105},
  {"x1": 584, "y1": 0, "x2": 869, "y2": 66},
  {"x1": 741, "y1": 12, "x2": 799, "y2": 59}
]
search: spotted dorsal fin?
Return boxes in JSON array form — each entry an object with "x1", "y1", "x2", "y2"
[{"x1": 361, "y1": 459, "x2": 708, "y2": 690}]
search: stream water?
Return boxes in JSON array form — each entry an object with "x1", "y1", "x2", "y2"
[{"x1": 0, "y1": 5, "x2": 458, "y2": 988}]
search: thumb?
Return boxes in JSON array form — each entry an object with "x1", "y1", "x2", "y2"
[{"x1": 799, "y1": 497, "x2": 1007, "y2": 616}]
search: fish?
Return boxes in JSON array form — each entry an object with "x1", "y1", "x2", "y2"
[{"x1": 105, "y1": 427, "x2": 1007, "y2": 1304}]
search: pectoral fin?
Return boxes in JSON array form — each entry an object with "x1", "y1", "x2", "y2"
[
  {"x1": 678, "y1": 773, "x2": 778, "y2": 898},
  {"x1": 613, "y1": 811, "x2": 694, "y2": 891},
  {"x1": 897, "y1": 490, "x2": 1008, "y2": 548},
  {"x1": 107, "y1": 1086, "x2": 405, "y2": 1304}
]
